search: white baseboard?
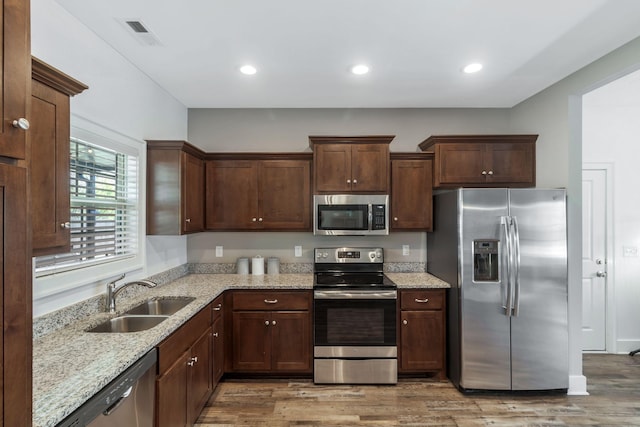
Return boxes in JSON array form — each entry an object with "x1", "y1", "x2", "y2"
[{"x1": 567, "y1": 375, "x2": 589, "y2": 395}]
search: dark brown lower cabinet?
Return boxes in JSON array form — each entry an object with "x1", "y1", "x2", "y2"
[
  {"x1": 231, "y1": 290, "x2": 312, "y2": 374},
  {"x1": 156, "y1": 305, "x2": 212, "y2": 427},
  {"x1": 399, "y1": 289, "x2": 446, "y2": 379},
  {"x1": 212, "y1": 315, "x2": 224, "y2": 387}
]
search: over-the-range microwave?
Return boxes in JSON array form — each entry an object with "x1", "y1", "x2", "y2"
[{"x1": 313, "y1": 194, "x2": 389, "y2": 236}]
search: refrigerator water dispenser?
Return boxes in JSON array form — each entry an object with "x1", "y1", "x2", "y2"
[{"x1": 473, "y1": 240, "x2": 499, "y2": 282}]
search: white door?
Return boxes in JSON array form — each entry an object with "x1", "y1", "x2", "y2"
[{"x1": 582, "y1": 169, "x2": 607, "y2": 351}]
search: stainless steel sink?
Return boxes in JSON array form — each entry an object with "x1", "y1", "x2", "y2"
[
  {"x1": 123, "y1": 296, "x2": 195, "y2": 316},
  {"x1": 86, "y1": 315, "x2": 169, "y2": 333}
]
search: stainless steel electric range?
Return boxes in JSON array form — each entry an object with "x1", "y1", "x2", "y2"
[{"x1": 313, "y1": 247, "x2": 397, "y2": 384}]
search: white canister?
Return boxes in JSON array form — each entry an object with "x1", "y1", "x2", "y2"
[
  {"x1": 267, "y1": 257, "x2": 280, "y2": 275},
  {"x1": 236, "y1": 257, "x2": 249, "y2": 275},
  {"x1": 252, "y1": 255, "x2": 265, "y2": 275}
]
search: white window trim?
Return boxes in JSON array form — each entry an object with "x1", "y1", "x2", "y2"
[{"x1": 33, "y1": 115, "x2": 147, "y2": 301}]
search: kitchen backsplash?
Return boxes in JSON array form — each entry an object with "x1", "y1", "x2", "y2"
[{"x1": 33, "y1": 262, "x2": 425, "y2": 338}]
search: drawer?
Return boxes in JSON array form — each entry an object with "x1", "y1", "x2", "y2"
[
  {"x1": 400, "y1": 289, "x2": 444, "y2": 310},
  {"x1": 157, "y1": 304, "x2": 211, "y2": 374},
  {"x1": 232, "y1": 290, "x2": 311, "y2": 311}
]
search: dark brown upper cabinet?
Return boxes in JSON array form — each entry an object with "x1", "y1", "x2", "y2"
[
  {"x1": 310, "y1": 136, "x2": 393, "y2": 194},
  {"x1": 390, "y1": 153, "x2": 433, "y2": 231},
  {"x1": 30, "y1": 57, "x2": 88, "y2": 257},
  {"x1": 147, "y1": 140, "x2": 206, "y2": 235},
  {"x1": 419, "y1": 135, "x2": 537, "y2": 188}
]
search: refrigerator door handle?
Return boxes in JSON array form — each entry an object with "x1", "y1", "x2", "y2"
[
  {"x1": 512, "y1": 216, "x2": 522, "y2": 317},
  {"x1": 501, "y1": 216, "x2": 513, "y2": 317}
]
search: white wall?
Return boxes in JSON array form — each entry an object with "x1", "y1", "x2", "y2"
[
  {"x1": 583, "y1": 70, "x2": 640, "y2": 352},
  {"x1": 31, "y1": 0, "x2": 188, "y2": 316},
  {"x1": 509, "y1": 35, "x2": 640, "y2": 394}
]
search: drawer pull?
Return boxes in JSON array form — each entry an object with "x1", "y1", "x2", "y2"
[
  {"x1": 415, "y1": 298, "x2": 430, "y2": 303},
  {"x1": 264, "y1": 299, "x2": 278, "y2": 304},
  {"x1": 213, "y1": 304, "x2": 222, "y2": 311}
]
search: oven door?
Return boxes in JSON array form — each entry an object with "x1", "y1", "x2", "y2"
[{"x1": 314, "y1": 289, "x2": 396, "y2": 352}]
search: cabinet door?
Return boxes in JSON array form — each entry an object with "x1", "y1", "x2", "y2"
[
  {"x1": 271, "y1": 311, "x2": 311, "y2": 372},
  {"x1": 30, "y1": 79, "x2": 71, "y2": 255},
  {"x1": 0, "y1": 164, "x2": 30, "y2": 426},
  {"x1": 182, "y1": 152, "x2": 204, "y2": 233},
  {"x1": 157, "y1": 351, "x2": 189, "y2": 427},
  {"x1": 232, "y1": 311, "x2": 270, "y2": 371},
  {"x1": 485, "y1": 142, "x2": 535, "y2": 185},
  {"x1": 259, "y1": 160, "x2": 310, "y2": 230},
  {"x1": 435, "y1": 143, "x2": 485, "y2": 186},
  {"x1": 351, "y1": 144, "x2": 389, "y2": 193},
  {"x1": 400, "y1": 310, "x2": 444, "y2": 372},
  {"x1": 212, "y1": 315, "x2": 224, "y2": 387},
  {"x1": 0, "y1": 0, "x2": 29, "y2": 159},
  {"x1": 391, "y1": 159, "x2": 432, "y2": 231},
  {"x1": 314, "y1": 144, "x2": 352, "y2": 192},
  {"x1": 188, "y1": 328, "x2": 212, "y2": 425},
  {"x1": 206, "y1": 160, "x2": 259, "y2": 229}
]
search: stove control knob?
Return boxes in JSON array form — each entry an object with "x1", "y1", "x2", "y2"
[
  {"x1": 322, "y1": 252, "x2": 328, "y2": 258},
  {"x1": 375, "y1": 249, "x2": 383, "y2": 259},
  {"x1": 369, "y1": 252, "x2": 376, "y2": 260}
]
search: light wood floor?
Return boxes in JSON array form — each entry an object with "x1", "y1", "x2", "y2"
[{"x1": 196, "y1": 354, "x2": 640, "y2": 426}]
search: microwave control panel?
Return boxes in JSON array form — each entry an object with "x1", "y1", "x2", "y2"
[{"x1": 371, "y1": 204, "x2": 386, "y2": 230}]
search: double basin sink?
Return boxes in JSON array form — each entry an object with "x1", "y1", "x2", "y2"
[{"x1": 87, "y1": 297, "x2": 195, "y2": 333}]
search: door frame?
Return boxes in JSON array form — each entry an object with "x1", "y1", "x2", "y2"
[{"x1": 582, "y1": 162, "x2": 616, "y2": 353}]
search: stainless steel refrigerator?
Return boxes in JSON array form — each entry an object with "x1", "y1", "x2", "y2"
[{"x1": 427, "y1": 188, "x2": 568, "y2": 392}]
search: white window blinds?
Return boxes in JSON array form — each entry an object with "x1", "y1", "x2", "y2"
[{"x1": 35, "y1": 137, "x2": 139, "y2": 276}]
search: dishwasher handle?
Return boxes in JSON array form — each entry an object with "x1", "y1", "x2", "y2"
[{"x1": 102, "y1": 386, "x2": 133, "y2": 416}]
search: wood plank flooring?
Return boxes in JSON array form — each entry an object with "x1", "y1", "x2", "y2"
[{"x1": 196, "y1": 354, "x2": 640, "y2": 426}]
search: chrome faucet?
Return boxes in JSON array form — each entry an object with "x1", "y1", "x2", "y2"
[{"x1": 106, "y1": 273, "x2": 158, "y2": 313}]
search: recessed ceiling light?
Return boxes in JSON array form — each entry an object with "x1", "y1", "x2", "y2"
[
  {"x1": 463, "y1": 63, "x2": 483, "y2": 74},
  {"x1": 240, "y1": 65, "x2": 257, "y2": 75},
  {"x1": 351, "y1": 64, "x2": 370, "y2": 75}
]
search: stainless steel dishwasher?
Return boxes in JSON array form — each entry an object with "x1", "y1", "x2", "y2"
[{"x1": 56, "y1": 349, "x2": 157, "y2": 427}]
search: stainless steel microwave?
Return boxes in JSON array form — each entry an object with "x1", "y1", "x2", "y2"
[{"x1": 313, "y1": 194, "x2": 389, "y2": 236}]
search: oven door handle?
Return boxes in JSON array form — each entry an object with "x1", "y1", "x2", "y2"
[{"x1": 314, "y1": 290, "x2": 397, "y2": 300}]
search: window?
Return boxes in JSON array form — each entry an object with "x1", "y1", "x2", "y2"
[{"x1": 35, "y1": 137, "x2": 139, "y2": 276}]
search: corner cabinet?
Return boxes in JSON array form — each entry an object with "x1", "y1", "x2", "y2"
[
  {"x1": 390, "y1": 153, "x2": 433, "y2": 231},
  {"x1": 205, "y1": 154, "x2": 311, "y2": 231},
  {"x1": 419, "y1": 135, "x2": 537, "y2": 188},
  {"x1": 30, "y1": 57, "x2": 88, "y2": 256},
  {"x1": 399, "y1": 289, "x2": 446, "y2": 380},
  {"x1": 156, "y1": 305, "x2": 212, "y2": 427},
  {"x1": 147, "y1": 140, "x2": 205, "y2": 235},
  {"x1": 230, "y1": 290, "x2": 312, "y2": 374},
  {"x1": 0, "y1": 0, "x2": 30, "y2": 159},
  {"x1": 310, "y1": 136, "x2": 393, "y2": 194}
]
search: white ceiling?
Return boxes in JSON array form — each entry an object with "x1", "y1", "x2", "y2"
[{"x1": 56, "y1": 0, "x2": 640, "y2": 109}]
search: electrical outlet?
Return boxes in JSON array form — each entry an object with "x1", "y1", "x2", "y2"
[
  {"x1": 402, "y1": 245, "x2": 410, "y2": 256},
  {"x1": 623, "y1": 246, "x2": 638, "y2": 257},
  {"x1": 294, "y1": 245, "x2": 303, "y2": 257},
  {"x1": 215, "y1": 246, "x2": 223, "y2": 257}
]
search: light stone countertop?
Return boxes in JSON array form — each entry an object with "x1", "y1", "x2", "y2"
[{"x1": 33, "y1": 272, "x2": 448, "y2": 427}]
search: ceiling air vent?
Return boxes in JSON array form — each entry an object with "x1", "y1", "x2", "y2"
[{"x1": 121, "y1": 19, "x2": 162, "y2": 46}]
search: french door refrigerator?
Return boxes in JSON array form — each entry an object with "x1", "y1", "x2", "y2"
[{"x1": 427, "y1": 188, "x2": 568, "y2": 392}]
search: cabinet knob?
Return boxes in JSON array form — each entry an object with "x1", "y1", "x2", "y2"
[
  {"x1": 353, "y1": 179, "x2": 358, "y2": 184},
  {"x1": 596, "y1": 271, "x2": 607, "y2": 278},
  {"x1": 191, "y1": 356, "x2": 198, "y2": 363},
  {"x1": 213, "y1": 303, "x2": 222, "y2": 311},
  {"x1": 258, "y1": 217, "x2": 263, "y2": 222},
  {"x1": 265, "y1": 320, "x2": 270, "y2": 326},
  {"x1": 393, "y1": 217, "x2": 398, "y2": 221},
  {"x1": 185, "y1": 218, "x2": 191, "y2": 223},
  {"x1": 12, "y1": 118, "x2": 30, "y2": 130},
  {"x1": 487, "y1": 170, "x2": 494, "y2": 176},
  {"x1": 213, "y1": 332, "x2": 219, "y2": 337},
  {"x1": 272, "y1": 320, "x2": 277, "y2": 326},
  {"x1": 252, "y1": 218, "x2": 257, "y2": 222},
  {"x1": 414, "y1": 298, "x2": 429, "y2": 303},
  {"x1": 481, "y1": 170, "x2": 488, "y2": 176},
  {"x1": 60, "y1": 222, "x2": 71, "y2": 229},
  {"x1": 347, "y1": 179, "x2": 351, "y2": 184},
  {"x1": 403, "y1": 319, "x2": 408, "y2": 325},
  {"x1": 187, "y1": 360, "x2": 195, "y2": 367}
]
